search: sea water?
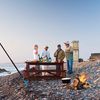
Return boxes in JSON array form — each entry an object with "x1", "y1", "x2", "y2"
[{"x1": 0, "y1": 63, "x2": 25, "y2": 76}]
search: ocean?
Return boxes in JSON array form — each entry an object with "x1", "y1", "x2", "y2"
[
  {"x1": 0, "y1": 63, "x2": 57, "y2": 77},
  {"x1": 0, "y1": 63, "x2": 25, "y2": 76}
]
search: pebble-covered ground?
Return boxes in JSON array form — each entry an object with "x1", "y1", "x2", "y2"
[{"x1": 0, "y1": 61, "x2": 100, "y2": 100}]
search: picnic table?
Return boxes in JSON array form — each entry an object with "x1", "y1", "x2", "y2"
[{"x1": 23, "y1": 61, "x2": 66, "y2": 79}]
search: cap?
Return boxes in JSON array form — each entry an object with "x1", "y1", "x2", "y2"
[
  {"x1": 64, "y1": 41, "x2": 69, "y2": 45},
  {"x1": 45, "y1": 46, "x2": 49, "y2": 48}
]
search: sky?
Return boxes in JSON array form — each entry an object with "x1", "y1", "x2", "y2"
[{"x1": 0, "y1": 0, "x2": 100, "y2": 63}]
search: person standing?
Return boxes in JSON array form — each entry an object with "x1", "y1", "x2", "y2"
[
  {"x1": 64, "y1": 42, "x2": 73, "y2": 74},
  {"x1": 33, "y1": 44, "x2": 41, "y2": 75},
  {"x1": 33, "y1": 44, "x2": 39, "y2": 62},
  {"x1": 41, "y1": 46, "x2": 50, "y2": 62},
  {"x1": 54, "y1": 44, "x2": 65, "y2": 76},
  {"x1": 41, "y1": 46, "x2": 50, "y2": 75}
]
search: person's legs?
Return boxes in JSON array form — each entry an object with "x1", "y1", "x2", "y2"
[
  {"x1": 68, "y1": 59, "x2": 73, "y2": 74},
  {"x1": 56, "y1": 64, "x2": 61, "y2": 76},
  {"x1": 67, "y1": 60, "x2": 70, "y2": 74},
  {"x1": 71, "y1": 59, "x2": 73, "y2": 73}
]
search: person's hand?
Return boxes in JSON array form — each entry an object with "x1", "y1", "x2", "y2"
[
  {"x1": 43, "y1": 55, "x2": 47, "y2": 58},
  {"x1": 45, "y1": 55, "x2": 47, "y2": 57},
  {"x1": 58, "y1": 59, "x2": 61, "y2": 63}
]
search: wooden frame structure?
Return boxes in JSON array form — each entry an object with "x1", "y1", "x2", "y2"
[{"x1": 23, "y1": 61, "x2": 66, "y2": 79}]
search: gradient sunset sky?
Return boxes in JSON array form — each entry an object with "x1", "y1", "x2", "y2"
[{"x1": 0, "y1": 0, "x2": 100, "y2": 63}]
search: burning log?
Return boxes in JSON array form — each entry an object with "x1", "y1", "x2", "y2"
[
  {"x1": 71, "y1": 73, "x2": 91, "y2": 90},
  {"x1": 62, "y1": 73, "x2": 91, "y2": 90}
]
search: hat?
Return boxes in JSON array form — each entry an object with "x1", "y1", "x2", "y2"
[
  {"x1": 64, "y1": 41, "x2": 69, "y2": 45},
  {"x1": 45, "y1": 46, "x2": 49, "y2": 48}
]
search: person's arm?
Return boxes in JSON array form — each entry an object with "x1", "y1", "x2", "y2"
[
  {"x1": 60, "y1": 51, "x2": 65, "y2": 61},
  {"x1": 70, "y1": 46, "x2": 73, "y2": 52},
  {"x1": 33, "y1": 50, "x2": 37, "y2": 55},
  {"x1": 47, "y1": 51, "x2": 50, "y2": 58},
  {"x1": 41, "y1": 51, "x2": 44, "y2": 58},
  {"x1": 54, "y1": 50, "x2": 57, "y2": 57},
  {"x1": 63, "y1": 51, "x2": 65, "y2": 59},
  {"x1": 34, "y1": 50, "x2": 38, "y2": 54},
  {"x1": 42, "y1": 51, "x2": 48, "y2": 58},
  {"x1": 65, "y1": 47, "x2": 70, "y2": 53}
]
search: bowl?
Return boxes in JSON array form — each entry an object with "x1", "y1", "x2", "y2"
[{"x1": 62, "y1": 78, "x2": 71, "y2": 84}]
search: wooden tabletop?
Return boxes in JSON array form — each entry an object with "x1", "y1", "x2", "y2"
[{"x1": 25, "y1": 61, "x2": 64, "y2": 65}]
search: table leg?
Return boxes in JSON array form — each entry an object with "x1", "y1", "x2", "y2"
[
  {"x1": 25, "y1": 64, "x2": 30, "y2": 78},
  {"x1": 61, "y1": 63, "x2": 64, "y2": 77},
  {"x1": 56, "y1": 64, "x2": 61, "y2": 77}
]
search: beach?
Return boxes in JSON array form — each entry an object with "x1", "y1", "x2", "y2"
[
  {"x1": 0, "y1": 63, "x2": 25, "y2": 76},
  {"x1": 0, "y1": 61, "x2": 100, "y2": 100}
]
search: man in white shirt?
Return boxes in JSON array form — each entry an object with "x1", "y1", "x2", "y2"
[
  {"x1": 41, "y1": 46, "x2": 50, "y2": 60},
  {"x1": 41, "y1": 46, "x2": 50, "y2": 75}
]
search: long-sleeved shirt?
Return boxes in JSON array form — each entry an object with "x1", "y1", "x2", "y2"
[
  {"x1": 54, "y1": 49, "x2": 65, "y2": 61},
  {"x1": 65, "y1": 46, "x2": 73, "y2": 60},
  {"x1": 41, "y1": 50, "x2": 50, "y2": 59}
]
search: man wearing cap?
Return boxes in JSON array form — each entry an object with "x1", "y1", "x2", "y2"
[
  {"x1": 64, "y1": 42, "x2": 73, "y2": 74},
  {"x1": 41, "y1": 46, "x2": 50, "y2": 75},
  {"x1": 41, "y1": 46, "x2": 50, "y2": 60},
  {"x1": 54, "y1": 44, "x2": 65, "y2": 76}
]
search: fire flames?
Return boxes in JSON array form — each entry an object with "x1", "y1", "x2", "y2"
[{"x1": 71, "y1": 73, "x2": 91, "y2": 90}]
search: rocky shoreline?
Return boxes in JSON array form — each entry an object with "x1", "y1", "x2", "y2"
[
  {"x1": 0, "y1": 68, "x2": 10, "y2": 73},
  {"x1": 0, "y1": 61, "x2": 100, "y2": 100}
]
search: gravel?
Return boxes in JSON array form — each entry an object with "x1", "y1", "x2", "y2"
[{"x1": 0, "y1": 61, "x2": 100, "y2": 100}]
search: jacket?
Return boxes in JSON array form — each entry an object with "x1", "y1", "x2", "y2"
[{"x1": 54, "y1": 49, "x2": 65, "y2": 61}]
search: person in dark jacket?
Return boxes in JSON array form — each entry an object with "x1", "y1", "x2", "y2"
[{"x1": 54, "y1": 44, "x2": 65, "y2": 76}]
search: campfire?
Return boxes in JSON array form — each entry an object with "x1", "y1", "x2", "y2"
[
  {"x1": 62, "y1": 72, "x2": 91, "y2": 90},
  {"x1": 71, "y1": 73, "x2": 91, "y2": 90}
]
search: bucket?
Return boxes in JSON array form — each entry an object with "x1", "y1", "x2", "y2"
[{"x1": 62, "y1": 78, "x2": 71, "y2": 84}]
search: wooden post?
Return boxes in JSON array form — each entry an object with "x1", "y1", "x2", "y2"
[
  {"x1": 25, "y1": 63, "x2": 30, "y2": 79},
  {"x1": 61, "y1": 63, "x2": 66, "y2": 77}
]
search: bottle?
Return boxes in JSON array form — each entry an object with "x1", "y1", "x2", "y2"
[
  {"x1": 44, "y1": 56, "x2": 48, "y2": 62},
  {"x1": 46, "y1": 56, "x2": 49, "y2": 62},
  {"x1": 48, "y1": 57, "x2": 52, "y2": 62},
  {"x1": 40, "y1": 57, "x2": 43, "y2": 62},
  {"x1": 38, "y1": 54, "x2": 41, "y2": 62}
]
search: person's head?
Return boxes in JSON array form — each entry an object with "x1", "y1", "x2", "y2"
[
  {"x1": 64, "y1": 41, "x2": 70, "y2": 47},
  {"x1": 57, "y1": 44, "x2": 61, "y2": 50},
  {"x1": 44, "y1": 46, "x2": 49, "y2": 51},
  {"x1": 34, "y1": 44, "x2": 38, "y2": 50}
]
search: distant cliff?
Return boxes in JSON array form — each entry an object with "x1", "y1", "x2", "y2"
[{"x1": 89, "y1": 53, "x2": 100, "y2": 61}]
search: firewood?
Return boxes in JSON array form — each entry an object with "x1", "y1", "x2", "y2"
[
  {"x1": 71, "y1": 72, "x2": 90, "y2": 90},
  {"x1": 83, "y1": 82, "x2": 91, "y2": 88}
]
